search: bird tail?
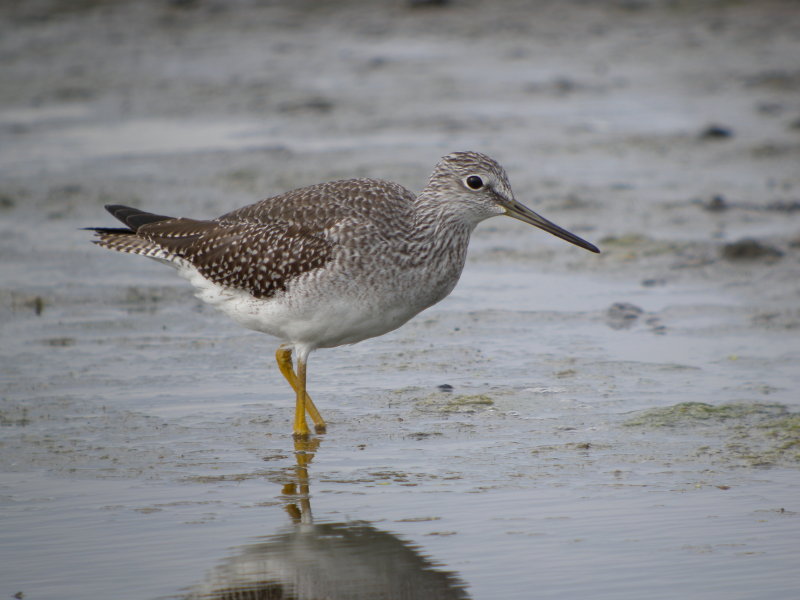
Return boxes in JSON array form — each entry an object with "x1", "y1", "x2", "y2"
[{"x1": 85, "y1": 204, "x2": 177, "y2": 259}]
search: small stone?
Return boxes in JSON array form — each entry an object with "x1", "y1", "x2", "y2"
[
  {"x1": 408, "y1": 0, "x2": 450, "y2": 6},
  {"x1": 606, "y1": 302, "x2": 644, "y2": 330},
  {"x1": 277, "y1": 97, "x2": 335, "y2": 114},
  {"x1": 704, "y1": 194, "x2": 728, "y2": 212},
  {"x1": 756, "y1": 102, "x2": 784, "y2": 116},
  {"x1": 641, "y1": 278, "x2": 666, "y2": 287},
  {"x1": 700, "y1": 124, "x2": 734, "y2": 140}
]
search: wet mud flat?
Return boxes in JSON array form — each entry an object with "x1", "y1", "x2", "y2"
[{"x1": 1, "y1": 1, "x2": 800, "y2": 598}]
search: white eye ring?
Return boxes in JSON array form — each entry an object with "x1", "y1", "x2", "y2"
[{"x1": 465, "y1": 175, "x2": 484, "y2": 190}]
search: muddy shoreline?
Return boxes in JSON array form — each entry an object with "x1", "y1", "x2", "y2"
[{"x1": 2, "y1": 1, "x2": 799, "y2": 598}]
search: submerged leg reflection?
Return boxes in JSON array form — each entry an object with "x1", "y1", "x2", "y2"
[{"x1": 283, "y1": 437, "x2": 319, "y2": 524}]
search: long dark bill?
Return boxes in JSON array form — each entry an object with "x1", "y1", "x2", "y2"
[{"x1": 503, "y1": 199, "x2": 600, "y2": 254}]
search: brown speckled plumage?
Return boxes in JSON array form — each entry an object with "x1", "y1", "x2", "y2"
[{"x1": 93, "y1": 178, "x2": 418, "y2": 300}]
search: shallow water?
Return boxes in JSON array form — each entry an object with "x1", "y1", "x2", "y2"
[
  {"x1": 2, "y1": 1, "x2": 800, "y2": 599},
  {"x1": 2, "y1": 255, "x2": 798, "y2": 599}
]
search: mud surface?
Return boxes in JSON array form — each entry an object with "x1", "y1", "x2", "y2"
[{"x1": 1, "y1": 1, "x2": 799, "y2": 599}]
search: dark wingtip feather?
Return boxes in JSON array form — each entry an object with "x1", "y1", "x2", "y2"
[
  {"x1": 82, "y1": 226, "x2": 134, "y2": 234},
  {"x1": 104, "y1": 204, "x2": 175, "y2": 231}
]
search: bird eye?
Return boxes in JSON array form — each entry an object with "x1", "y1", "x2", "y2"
[{"x1": 465, "y1": 175, "x2": 484, "y2": 190}]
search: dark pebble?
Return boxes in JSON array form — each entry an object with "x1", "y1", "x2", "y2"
[
  {"x1": 705, "y1": 194, "x2": 728, "y2": 212},
  {"x1": 756, "y1": 102, "x2": 785, "y2": 116},
  {"x1": 277, "y1": 97, "x2": 335, "y2": 114},
  {"x1": 408, "y1": 0, "x2": 450, "y2": 6},
  {"x1": 641, "y1": 278, "x2": 666, "y2": 287},
  {"x1": 700, "y1": 124, "x2": 734, "y2": 139},
  {"x1": 606, "y1": 302, "x2": 644, "y2": 330},
  {"x1": 437, "y1": 384, "x2": 454, "y2": 392}
]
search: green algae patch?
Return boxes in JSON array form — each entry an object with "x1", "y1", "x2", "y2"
[
  {"x1": 531, "y1": 441, "x2": 607, "y2": 455},
  {"x1": 599, "y1": 233, "x2": 650, "y2": 247},
  {"x1": 759, "y1": 414, "x2": 800, "y2": 454},
  {"x1": 624, "y1": 402, "x2": 788, "y2": 427},
  {"x1": 443, "y1": 394, "x2": 494, "y2": 412},
  {"x1": 415, "y1": 393, "x2": 495, "y2": 414},
  {"x1": 597, "y1": 233, "x2": 683, "y2": 259},
  {"x1": 184, "y1": 472, "x2": 276, "y2": 484},
  {"x1": 625, "y1": 402, "x2": 800, "y2": 467}
]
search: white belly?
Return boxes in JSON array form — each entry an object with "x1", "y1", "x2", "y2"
[{"x1": 178, "y1": 261, "x2": 452, "y2": 351}]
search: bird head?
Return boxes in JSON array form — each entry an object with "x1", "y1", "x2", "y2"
[{"x1": 430, "y1": 151, "x2": 599, "y2": 254}]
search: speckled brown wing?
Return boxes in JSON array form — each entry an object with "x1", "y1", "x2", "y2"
[
  {"x1": 217, "y1": 178, "x2": 417, "y2": 232},
  {"x1": 92, "y1": 178, "x2": 417, "y2": 300},
  {"x1": 134, "y1": 217, "x2": 334, "y2": 299}
]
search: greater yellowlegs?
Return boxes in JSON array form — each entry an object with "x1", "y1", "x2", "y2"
[{"x1": 89, "y1": 151, "x2": 599, "y2": 437}]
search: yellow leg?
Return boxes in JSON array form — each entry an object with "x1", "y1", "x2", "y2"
[
  {"x1": 275, "y1": 347, "x2": 327, "y2": 435},
  {"x1": 293, "y1": 356, "x2": 310, "y2": 437}
]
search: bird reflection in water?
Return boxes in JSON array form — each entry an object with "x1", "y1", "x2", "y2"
[{"x1": 185, "y1": 438, "x2": 471, "y2": 600}]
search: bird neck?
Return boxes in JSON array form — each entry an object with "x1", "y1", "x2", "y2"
[
  {"x1": 409, "y1": 192, "x2": 476, "y2": 267},
  {"x1": 413, "y1": 190, "x2": 480, "y2": 233}
]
